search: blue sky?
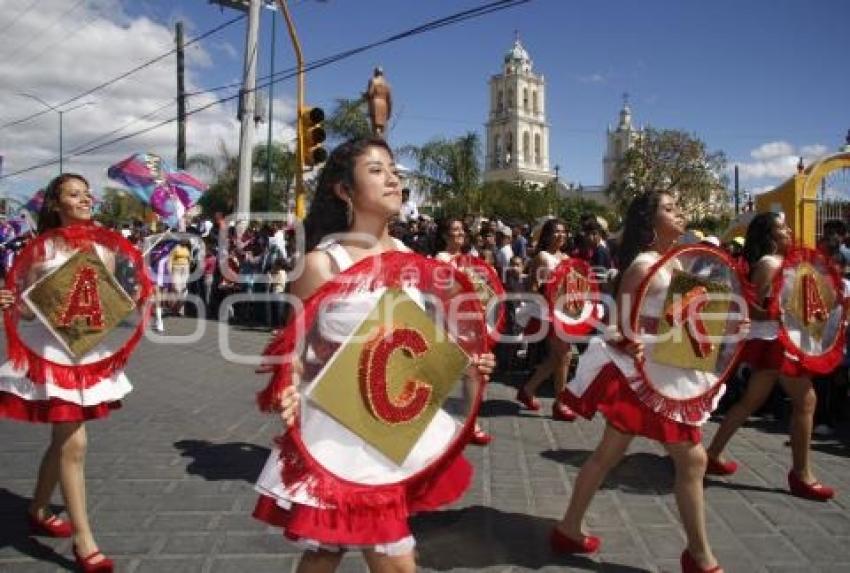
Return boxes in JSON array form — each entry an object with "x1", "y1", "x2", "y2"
[{"x1": 1, "y1": 0, "x2": 848, "y2": 202}]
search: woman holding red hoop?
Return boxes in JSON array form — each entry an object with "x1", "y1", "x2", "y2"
[
  {"x1": 705, "y1": 212, "x2": 836, "y2": 501},
  {"x1": 253, "y1": 138, "x2": 495, "y2": 573},
  {"x1": 554, "y1": 191, "x2": 724, "y2": 573},
  {"x1": 0, "y1": 173, "x2": 147, "y2": 573}
]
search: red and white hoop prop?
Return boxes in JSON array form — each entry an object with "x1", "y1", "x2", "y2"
[
  {"x1": 4, "y1": 224, "x2": 152, "y2": 389},
  {"x1": 769, "y1": 247, "x2": 846, "y2": 375},
  {"x1": 546, "y1": 258, "x2": 602, "y2": 337},
  {"x1": 630, "y1": 244, "x2": 748, "y2": 424},
  {"x1": 257, "y1": 251, "x2": 489, "y2": 521}
]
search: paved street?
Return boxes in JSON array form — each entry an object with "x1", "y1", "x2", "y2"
[{"x1": 2, "y1": 317, "x2": 850, "y2": 572}]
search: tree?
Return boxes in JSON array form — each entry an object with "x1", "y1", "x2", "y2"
[
  {"x1": 558, "y1": 196, "x2": 619, "y2": 232},
  {"x1": 324, "y1": 97, "x2": 372, "y2": 143},
  {"x1": 606, "y1": 127, "x2": 729, "y2": 220},
  {"x1": 96, "y1": 186, "x2": 147, "y2": 228},
  {"x1": 188, "y1": 141, "x2": 297, "y2": 216},
  {"x1": 400, "y1": 132, "x2": 482, "y2": 216}
]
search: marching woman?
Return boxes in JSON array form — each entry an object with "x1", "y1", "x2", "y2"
[
  {"x1": 252, "y1": 137, "x2": 495, "y2": 573},
  {"x1": 0, "y1": 174, "x2": 129, "y2": 572},
  {"x1": 515, "y1": 217, "x2": 577, "y2": 421},
  {"x1": 554, "y1": 191, "x2": 723, "y2": 573},
  {"x1": 705, "y1": 213, "x2": 835, "y2": 500},
  {"x1": 434, "y1": 217, "x2": 491, "y2": 446}
]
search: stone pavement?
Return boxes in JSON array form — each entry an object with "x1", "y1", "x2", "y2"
[{"x1": 2, "y1": 318, "x2": 850, "y2": 572}]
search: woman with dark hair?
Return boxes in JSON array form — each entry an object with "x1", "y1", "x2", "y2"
[
  {"x1": 433, "y1": 217, "x2": 473, "y2": 261},
  {"x1": 515, "y1": 217, "x2": 577, "y2": 422},
  {"x1": 434, "y1": 217, "x2": 490, "y2": 446},
  {"x1": 0, "y1": 173, "x2": 117, "y2": 572},
  {"x1": 553, "y1": 191, "x2": 723, "y2": 573},
  {"x1": 705, "y1": 213, "x2": 835, "y2": 500},
  {"x1": 253, "y1": 138, "x2": 496, "y2": 573}
]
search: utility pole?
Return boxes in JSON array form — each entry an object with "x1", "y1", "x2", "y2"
[
  {"x1": 734, "y1": 164, "x2": 740, "y2": 215},
  {"x1": 265, "y1": 12, "x2": 276, "y2": 211},
  {"x1": 176, "y1": 21, "x2": 187, "y2": 169},
  {"x1": 235, "y1": 0, "x2": 262, "y2": 232},
  {"x1": 277, "y1": 0, "x2": 307, "y2": 220}
]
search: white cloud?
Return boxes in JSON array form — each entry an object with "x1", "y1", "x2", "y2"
[
  {"x1": 0, "y1": 0, "x2": 295, "y2": 203},
  {"x1": 734, "y1": 140, "x2": 832, "y2": 183},
  {"x1": 750, "y1": 141, "x2": 794, "y2": 160}
]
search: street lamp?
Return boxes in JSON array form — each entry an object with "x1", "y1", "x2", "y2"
[{"x1": 18, "y1": 93, "x2": 95, "y2": 174}]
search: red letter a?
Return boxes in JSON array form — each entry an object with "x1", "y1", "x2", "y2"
[{"x1": 58, "y1": 266, "x2": 105, "y2": 330}]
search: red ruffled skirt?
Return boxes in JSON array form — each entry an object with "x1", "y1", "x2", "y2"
[
  {"x1": 0, "y1": 392, "x2": 121, "y2": 423},
  {"x1": 253, "y1": 453, "x2": 472, "y2": 546},
  {"x1": 743, "y1": 339, "x2": 806, "y2": 378},
  {"x1": 560, "y1": 362, "x2": 701, "y2": 444}
]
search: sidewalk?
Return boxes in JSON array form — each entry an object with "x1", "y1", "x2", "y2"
[{"x1": 2, "y1": 318, "x2": 850, "y2": 572}]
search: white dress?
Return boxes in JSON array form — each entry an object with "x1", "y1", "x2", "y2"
[
  {"x1": 254, "y1": 241, "x2": 469, "y2": 555},
  {"x1": 0, "y1": 242, "x2": 132, "y2": 423}
]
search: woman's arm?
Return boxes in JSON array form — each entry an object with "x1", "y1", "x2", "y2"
[{"x1": 749, "y1": 256, "x2": 781, "y2": 320}]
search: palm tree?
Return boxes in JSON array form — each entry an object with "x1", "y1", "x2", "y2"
[
  {"x1": 400, "y1": 132, "x2": 482, "y2": 215},
  {"x1": 188, "y1": 141, "x2": 297, "y2": 216},
  {"x1": 324, "y1": 97, "x2": 372, "y2": 143}
]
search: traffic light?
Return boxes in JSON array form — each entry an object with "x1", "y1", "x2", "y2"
[{"x1": 299, "y1": 106, "x2": 327, "y2": 168}]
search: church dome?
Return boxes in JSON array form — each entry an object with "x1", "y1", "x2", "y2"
[
  {"x1": 504, "y1": 37, "x2": 532, "y2": 72},
  {"x1": 505, "y1": 39, "x2": 529, "y2": 62}
]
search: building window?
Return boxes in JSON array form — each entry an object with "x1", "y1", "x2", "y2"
[
  {"x1": 523, "y1": 88, "x2": 529, "y2": 112},
  {"x1": 507, "y1": 88, "x2": 514, "y2": 109},
  {"x1": 497, "y1": 90, "x2": 503, "y2": 112},
  {"x1": 493, "y1": 136, "x2": 501, "y2": 168},
  {"x1": 523, "y1": 131, "x2": 530, "y2": 164},
  {"x1": 534, "y1": 134, "x2": 541, "y2": 165},
  {"x1": 532, "y1": 90, "x2": 539, "y2": 114},
  {"x1": 506, "y1": 132, "x2": 513, "y2": 164}
]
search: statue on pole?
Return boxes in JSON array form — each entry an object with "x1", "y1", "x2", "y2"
[{"x1": 366, "y1": 66, "x2": 392, "y2": 138}]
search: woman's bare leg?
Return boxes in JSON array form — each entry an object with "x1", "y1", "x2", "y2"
[
  {"x1": 557, "y1": 424, "x2": 633, "y2": 538},
  {"x1": 779, "y1": 376, "x2": 818, "y2": 483},
  {"x1": 665, "y1": 441, "x2": 717, "y2": 570},
  {"x1": 54, "y1": 423, "x2": 102, "y2": 562},
  {"x1": 362, "y1": 549, "x2": 416, "y2": 573},
  {"x1": 296, "y1": 549, "x2": 344, "y2": 573},
  {"x1": 706, "y1": 369, "x2": 778, "y2": 462}
]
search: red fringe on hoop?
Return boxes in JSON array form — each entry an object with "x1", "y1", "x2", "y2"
[
  {"x1": 3, "y1": 224, "x2": 153, "y2": 389},
  {"x1": 546, "y1": 258, "x2": 601, "y2": 337},
  {"x1": 626, "y1": 244, "x2": 748, "y2": 425},
  {"x1": 255, "y1": 251, "x2": 486, "y2": 536},
  {"x1": 453, "y1": 254, "x2": 505, "y2": 349},
  {"x1": 768, "y1": 247, "x2": 846, "y2": 375}
]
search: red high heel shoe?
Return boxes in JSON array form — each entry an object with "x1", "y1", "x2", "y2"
[
  {"x1": 549, "y1": 527, "x2": 600, "y2": 554},
  {"x1": 681, "y1": 549, "x2": 722, "y2": 573},
  {"x1": 74, "y1": 545, "x2": 114, "y2": 573},
  {"x1": 28, "y1": 512, "x2": 73, "y2": 538},
  {"x1": 788, "y1": 470, "x2": 835, "y2": 501},
  {"x1": 705, "y1": 457, "x2": 738, "y2": 476},
  {"x1": 552, "y1": 401, "x2": 577, "y2": 422},
  {"x1": 470, "y1": 429, "x2": 492, "y2": 446},
  {"x1": 516, "y1": 387, "x2": 541, "y2": 411}
]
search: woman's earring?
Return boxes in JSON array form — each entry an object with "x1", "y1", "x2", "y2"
[{"x1": 345, "y1": 200, "x2": 353, "y2": 227}]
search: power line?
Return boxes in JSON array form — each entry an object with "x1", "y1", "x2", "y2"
[
  {"x1": 0, "y1": 13, "x2": 246, "y2": 132},
  {"x1": 0, "y1": 0, "x2": 532, "y2": 181},
  {"x1": 0, "y1": 0, "x2": 87, "y2": 62},
  {"x1": 65, "y1": 99, "x2": 177, "y2": 155},
  {"x1": 0, "y1": 0, "x2": 40, "y2": 35}
]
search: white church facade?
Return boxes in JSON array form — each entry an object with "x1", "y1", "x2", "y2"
[{"x1": 483, "y1": 37, "x2": 554, "y2": 186}]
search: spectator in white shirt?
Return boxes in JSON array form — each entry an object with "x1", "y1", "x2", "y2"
[{"x1": 399, "y1": 188, "x2": 419, "y2": 222}]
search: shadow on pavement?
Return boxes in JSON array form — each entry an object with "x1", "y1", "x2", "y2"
[
  {"x1": 479, "y1": 398, "x2": 523, "y2": 418},
  {"x1": 540, "y1": 450, "x2": 675, "y2": 494},
  {"x1": 0, "y1": 488, "x2": 75, "y2": 570},
  {"x1": 412, "y1": 505, "x2": 645, "y2": 571},
  {"x1": 703, "y1": 478, "x2": 786, "y2": 495},
  {"x1": 174, "y1": 440, "x2": 270, "y2": 482}
]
